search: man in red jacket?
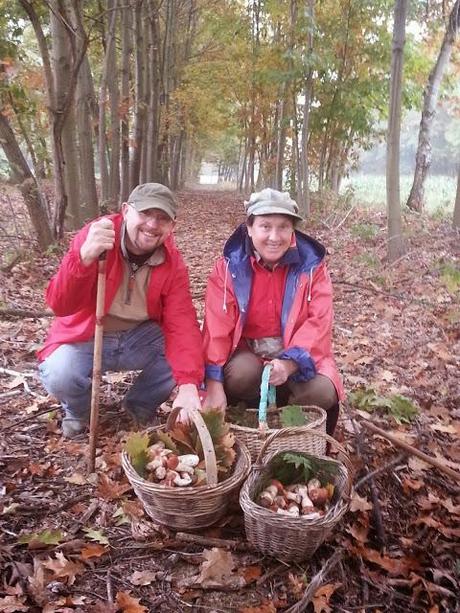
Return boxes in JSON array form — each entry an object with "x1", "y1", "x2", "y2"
[
  {"x1": 39, "y1": 183, "x2": 204, "y2": 438},
  {"x1": 202, "y1": 188, "x2": 343, "y2": 435}
]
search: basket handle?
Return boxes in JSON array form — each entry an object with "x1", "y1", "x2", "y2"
[
  {"x1": 166, "y1": 407, "x2": 218, "y2": 486},
  {"x1": 255, "y1": 425, "x2": 354, "y2": 479},
  {"x1": 258, "y1": 363, "x2": 276, "y2": 429}
]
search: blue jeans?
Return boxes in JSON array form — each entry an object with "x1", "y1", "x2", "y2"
[{"x1": 39, "y1": 321, "x2": 175, "y2": 425}]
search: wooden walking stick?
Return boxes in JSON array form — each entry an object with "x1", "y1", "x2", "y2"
[{"x1": 88, "y1": 252, "x2": 107, "y2": 473}]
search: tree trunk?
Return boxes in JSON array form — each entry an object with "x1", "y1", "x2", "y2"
[
  {"x1": 386, "y1": 0, "x2": 408, "y2": 262},
  {"x1": 98, "y1": 0, "x2": 118, "y2": 206},
  {"x1": 120, "y1": 1, "x2": 132, "y2": 202},
  {"x1": 406, "y1": 0, "x2": 460, "y2": 212},
  {"x1": 453, "y1": 164, "x2": 460, "y2": 229},
  {"x1": 50, "y1": 4, "x2": 81, "y2": 229},
  {"x1": 67, "y1": 1, "x2": 98, "y2": 220},
  {"x1": 130, "y1": 0, "x2": 147, "y2": 190},
  {"x1": 146, "y1": 3, "x2": 161, "y2": 182},
  {"x1": 0, "y1": 112, "x2": 53, "y2": 250}
]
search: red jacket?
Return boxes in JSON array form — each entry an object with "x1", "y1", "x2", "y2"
[
  {"x1": 38, "y1": 213, "x2": 204, "y2": 386},
  {"x1": 202, "y1": 224, "x2": 344, "y2": 399}
]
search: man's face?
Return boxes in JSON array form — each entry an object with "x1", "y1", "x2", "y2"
[
  {"x1": 122, "y1": 203, "x2": 175, "y2": 255},
  {"x1": 247, "y1": 214, "x2": 295, "y2": 265}
]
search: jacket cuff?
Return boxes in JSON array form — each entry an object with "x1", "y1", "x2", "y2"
[
  {"x1": 205, "y1": 364, "x2": 224, "y2": 383},
  {"x1": 279, "y1": 347, "x2": 317, "y2": 382}
]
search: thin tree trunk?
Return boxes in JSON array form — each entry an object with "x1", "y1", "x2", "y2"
[
  {"x1": 406, "y1": 0, "x2": 460, "y2": 212},
  {"x1": 98, "y1": 0, "x2": 118, "y2": 206},
  {"x1": 130, "y1": 0, "x2": 147, "y2": 189},
  {"x1": 453, "y1": 164, "x2": 460, "y2": 229},
  {"x1": 50, "y1": 4, "x2": 81, "y2": 229},
  {"x1": 120, "y1": 0, "x2": 132, "y2": 202},
  {"x1": 0, "y1": 112, "x2": 53, "y2": 250},
  {"x1": 386, "y1": 0, "x2": 408, "y2": 262},
  {"x1": 67, "y1": 1, "x2": 98, "y2": 220}
]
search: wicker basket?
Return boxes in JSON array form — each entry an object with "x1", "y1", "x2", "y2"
[
  {"x1": 230, "y1": 404, "x2": 327, "y2": 462},
  {"x1": 239, "y1": 427, "x2": 353, "y2": 561},
  {"x1": 121, "y1": 406, "x2": 251, "y2": 530}
]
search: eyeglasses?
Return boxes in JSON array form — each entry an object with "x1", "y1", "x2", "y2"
[{"x1": 128, "y1": 204, "x2": 173, "y2": 225}]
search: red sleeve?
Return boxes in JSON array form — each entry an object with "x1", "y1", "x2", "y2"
[
  {"x1": 161, "y1": 254, "x2": 204, "y2": 386},
  {"x1": 288, "y1": 262, "x2": 334, "y2": 365},
  {"x1": 45, "y1": 224, "x2": 98, "y2": 317},
  {"x1": 202, "y1": 258, "x2": 239, "y2": 379}
]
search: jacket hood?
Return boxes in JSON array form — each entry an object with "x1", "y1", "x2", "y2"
[{"x1": 223, "y1": 223, "x2": 326, "y2": 273}]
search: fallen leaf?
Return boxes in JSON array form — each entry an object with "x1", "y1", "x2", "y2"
[
  {"x1": 129, "y1": 570, "x2": 159, "y2": 586},
  {"x1": 42, "y1": 552, "x2": 84, "y2": 585},
  {"x1": 312, "y1": 582, "x2": 341, "y2": 613},
  {"x1": 82, "y1": 528, "x2": 110, "y2": 545},
  {"x1": 351, "y1": 545, "x2": 420, "y2": 576},
  {"x1": 195, "y1": 548, "x2": 244, "y2": 588},
  {"x1": 79, "y1": 543, "x2": 108, "y2": 560},
  {"x1": 242, "y1": 565, "x2": 262, "y2": 584},
  {"x1": 0, "y1": 595, "x2": 29, "y2": 612},
  {"x1": 408, "y1": 456, "x2": 431, "y2": 472},
  {"x1": 18, "y1": 529, "x2": 65, "y2": 548},
  {"x1": 115, "y1": 591, "x2": 148, "y2": 613},
  {"x1": 97, "y1": 473, "x2": 131, "y2": 500},
  {"x1": 239, "y1": 603, "x2": 277, "y2": 613},
  {"x1": 64, "y1": 472, "x2": 87, "y2": 485},
  {"x1": 429, "y1": 422, "x2": 458, "y2": 435},
  {"x1": 349, "y1": 492, "x2": 373, "y2": 513},
  {"x1": 402, "y1": 477, "x2": 424, "y2": 493}
]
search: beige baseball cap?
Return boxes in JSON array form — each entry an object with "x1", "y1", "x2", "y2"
[{"x1": 128, "y1": 183, "x2": 178, "y2": 220}]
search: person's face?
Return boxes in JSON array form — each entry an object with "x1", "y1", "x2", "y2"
[
  {"x1": 247, "y1": 214, "x2": 295, "y2": 265},
  {"x1": 122, "y1": 203, "x2": 175, "y2": 255}
]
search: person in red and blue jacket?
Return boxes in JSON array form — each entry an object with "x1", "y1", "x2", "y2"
[
  {"x1": 202, "y1": 188, "x2": 344, "y2": 435},
  {"x1": 38, "y1": 183, "x2": 203, "y2": 438}
]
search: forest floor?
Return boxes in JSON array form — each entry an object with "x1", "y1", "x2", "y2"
[{"x1": 0, "y1": 187, "x2": 459, "y2": 613}]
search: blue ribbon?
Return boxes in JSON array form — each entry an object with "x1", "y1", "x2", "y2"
[{"x1": 259, "y1": 363, "x2": 276, "y2": 425}]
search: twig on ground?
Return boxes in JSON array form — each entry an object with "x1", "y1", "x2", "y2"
[
  {"x1": 0, "y1": 406, "x2": 57, "y2": 432},
  {"x1": 175, "y1": 531, "x2": 256, "y2": 552},
  {"x1": 342, "y1": 403, "x2": 387, "y2": 549},
  {"x1": 256, "y1": 562, "x2": 288, "y2": 587},
  {"x1": 361, "y1": 420, "x2": 460, "y2": 482},
  {"x1": 68, "y1": 499, "x2": 99, "y2": 536},
  {"x1": 106, "y1": 570, "x2": 114, "y2": 605},
  {"x1": 355, "y1": 454, "x2": 407, "y2": 490},
  {"x1": 284, "y1": 549, "x2": 343, "y2": 613},
  {"x1": 333, "y1": 204, "x2": 356, "y2": 231},
  {"x1": 0, "y1": 308, "x2": 52, "y2": 319},
  {"x1": 0, "y1": 367, "x2": 37, "y2": 378}
]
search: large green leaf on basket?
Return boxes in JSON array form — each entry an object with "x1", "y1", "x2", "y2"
[
  {"x1": 269, "y1": 452, "x2": 339, "y2": 486},
  {"x1": 124, "y1": 432, "x2": 150, "y2": 476},
  {"x1": 280, "y1": 405, "x2": 307, "y2": 427}
]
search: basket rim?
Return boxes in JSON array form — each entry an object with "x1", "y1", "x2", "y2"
[
  {"x1": 229, "y1": 404, "x2": 327, "y2": 435},
  {"x1": 121, "y1": 437, "x2": 251, "y2": 495}
]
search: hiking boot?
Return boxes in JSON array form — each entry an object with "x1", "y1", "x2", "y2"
[{"x1": 61, "y1": 416, "x2": 87, "y2": 439}]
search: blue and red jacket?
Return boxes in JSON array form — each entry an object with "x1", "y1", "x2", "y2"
[{"x1": 202, "y1": 224, "x2": 344, "y2": 399}]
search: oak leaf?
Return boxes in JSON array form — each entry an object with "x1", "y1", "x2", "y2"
[
  {"x1": 42, "y1": 552, "x2": 84, "y2": 585},
  {"x1": 0, "y1": 595, "x2": 29, "y2": 612},
  {"x1": 129, "y1": 570, "x2": 159, "y2": 586},
  {"x1": 312, "y1": 582, "x2": 341, "y2": 613},
  {"x1": 196, "y1": 548, "x2": 244, "y2": 588},
  {"x1": 115, "y1": 591, "x2": 148, "y2": 613},
  {"x1": 79, "y1": 543, "x2": 108, "y2": 560},
  {"x1": 97, "y1": 473, "x2": 131, "y2": 500}
]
